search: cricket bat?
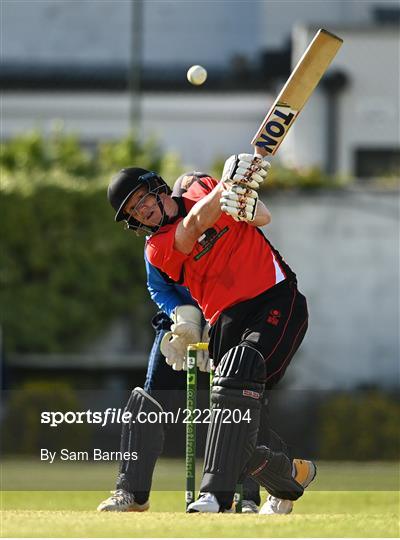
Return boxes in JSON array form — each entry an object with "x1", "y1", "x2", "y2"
[{"x1": 252, "y1": 29, "x2": 343, "y2": 158}]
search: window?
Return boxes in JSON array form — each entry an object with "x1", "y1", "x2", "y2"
[{"x1": 355, "y1": 148, "x2": 400, "y2": 178}]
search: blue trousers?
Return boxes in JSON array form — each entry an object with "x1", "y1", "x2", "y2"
[{"x1": 143, "y1": 312, "x2": 186, "y2": 409}]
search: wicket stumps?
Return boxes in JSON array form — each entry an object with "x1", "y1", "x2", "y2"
[{"x1": 185, "y1": 343, "x2": 243, "y2": 512}]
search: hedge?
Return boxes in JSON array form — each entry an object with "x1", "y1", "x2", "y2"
[
  {"x1": 2, "y1": 381, "x2": 91, "y2": 454},
  {"x1": 1, "y1": 177, "x2": 148, "y2": 352},
  {"x1": 318, "y1": 390, "x2": 400, "y2": 460},
  {"x1": 0, "y1": 132, "x2": 184, "y2": 353}
]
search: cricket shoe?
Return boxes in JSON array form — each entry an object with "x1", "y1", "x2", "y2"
[
  {"x1": 241, "y1": 499, "x2": 259, "y2": 513},
  {"x1": 260, "y1": 459, "x2": 317, "y2": 515},
  {"x1": 97, "y1": 489, "x2": 150, "y2": 512},
  {"x1": 186, "y1": 492, "x2": 221, "y2": 513}
]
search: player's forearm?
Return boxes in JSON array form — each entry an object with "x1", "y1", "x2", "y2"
[
  {"x1": 174, "y1": 184, "x2": 223, "y2": 254},
  {"x1": 188, "y1": 183, "x2": 224, "y2": 232},
  {"x1": 249, "y1": 200, "x2": 271, "y2": 227}
]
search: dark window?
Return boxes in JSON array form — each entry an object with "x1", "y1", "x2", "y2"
[
  {"x1": 355, "y1": 148, "x2": 400, "y2": 178},
  {"x1": 373, "y1": 7, "x2": 400, "y2": 24}
]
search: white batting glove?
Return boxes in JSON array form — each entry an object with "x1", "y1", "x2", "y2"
[
  {"x1": 220, "y1": 184, "x2": 259, "y2": 222},
  {"x1": 160, "y1": 305, "x2": 202, "y2": 371},
  {"x1": 222, "y1": 153, "x2": 271, "y2": 189}
]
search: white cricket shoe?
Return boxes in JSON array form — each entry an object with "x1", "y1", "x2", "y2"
[
  {"x1": 260, "y1": 459, "x2": 317, "y2": 515},
  {"x1": 241, "y1": 499, "x2": 259, "y2": 514},
  {"x1": 260, "y1": 495, "x2": 294, "y2": 515},
  {"x1": 187, "y1": 492, "x2": 221, "y2": 513},
  {"x1": 97, "y1": 489, "x2": 150, "y2": 512}
]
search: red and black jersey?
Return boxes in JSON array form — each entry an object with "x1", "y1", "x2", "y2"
[{"x1": 146, "y1": 177, "x2": 295, "y2": 324}]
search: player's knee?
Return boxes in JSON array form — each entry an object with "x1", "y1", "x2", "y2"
[
  {"x1": 125, "y1": 388, "x2": 165, "y2": 452},
  {"x1": 212, "y1": 346, "x2": 266, "y2": 409},
  {"x1": 215, "y1": 345, "x2": 266, "y2": 381},
  {"x1": 125, "y1": 387, "x2": 163, "y2": 416}
]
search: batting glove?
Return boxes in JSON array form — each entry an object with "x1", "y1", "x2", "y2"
[
  {"x1": 220, "y1": 184, "x2": 259, "y2": 222},
  {"x1": 222, "y1": 153, "x2": 271, "y2": 189}
]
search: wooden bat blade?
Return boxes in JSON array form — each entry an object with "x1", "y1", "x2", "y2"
[{"x1": 252, "y1": 29, "x2": 343, "y2": 157}]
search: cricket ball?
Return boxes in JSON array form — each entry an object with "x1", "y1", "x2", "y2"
[{"x1": 187, "y1": 65, "x2": 207, "y2": 86}]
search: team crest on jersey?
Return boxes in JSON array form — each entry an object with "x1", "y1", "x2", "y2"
[
  {"x1": 194, "y1": 225, "x2": 229, "y2": 261},
  {"x1": 267, "y1": 309, "x2": 281, "y2": 326},
  {"x1": 197, "y1": 228, "x2": 218, "y2": 248}
]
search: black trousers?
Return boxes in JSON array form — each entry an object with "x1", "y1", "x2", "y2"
[
  {"x1": 206, "y1": 279, "x2": 308, "y2": 506},
  {"x1": 209, "y1": 279, "x2": 308, "y2": 389}
]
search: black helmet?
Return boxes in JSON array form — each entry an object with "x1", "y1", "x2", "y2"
[{"x1": 107, "y1": 167, "x2": 171, "y2": 234}]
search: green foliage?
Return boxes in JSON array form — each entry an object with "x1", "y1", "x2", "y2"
[
  {"x1": 2, "y1": 381, "x2": 90, "y2": 454},
  {"x1": 0, "y1": 129, "x2": 184, "y2": 184},
  {"x1": 0, "y1": 130, "x2": 94, "y2": 177},
  {"x1": 0, "y1": 130, "x2": 187, "y2": 353},
  {"x1": 97, "y1": 132, "x2": 163, "y2": 173},
  {"x1": 211, "y1": 156, "x2": 348, "y2": 190},
  {"x1": 319, "y1": 391, "x2": 400, "y2": 460},
  {"x1": 0, "y1": 174, "x2": 148, "y2": 352}
]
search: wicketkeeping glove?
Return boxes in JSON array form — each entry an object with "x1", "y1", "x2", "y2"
[
  {"x1": 220, "y1": 184, "x2": 259, "y2": 222},
  {"x1": 159, "y1": 331, "x2": 187, "y2": 371},
  {"x1": 196, "y1": 323, "x2": 211, "y2": 373},
  {"x1": 222, "y1": 153, "x2": 271, "y2": 189},
  {"x1": 160, "y1": 305, "x2": 202, "y2": 371}
]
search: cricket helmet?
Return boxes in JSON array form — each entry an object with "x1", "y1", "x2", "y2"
[{"x1": 107, "y1": 167, "x2": 171, "y2": 234}]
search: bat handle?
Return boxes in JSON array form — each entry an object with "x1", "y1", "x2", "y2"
[{"x1": 253, "y1": 149, "x2": 268, "y2": 160}]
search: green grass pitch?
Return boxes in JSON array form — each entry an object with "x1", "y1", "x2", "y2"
[{"x1": 1, "y1": 460, "x2": 399, "y2": 538}]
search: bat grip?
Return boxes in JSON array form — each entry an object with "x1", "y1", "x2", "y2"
[{"x1": 253, "y1": 149, "x2": 267, "y2": 160}]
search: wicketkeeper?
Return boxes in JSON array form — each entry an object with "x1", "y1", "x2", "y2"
[{"x1": 107, "y1": 156, "x2": 316, "y2": 514}]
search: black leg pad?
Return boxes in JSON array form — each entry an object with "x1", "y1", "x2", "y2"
[
  {"x1": 247, "y1": 445, "x2": 304, "y2": 500},
  {"x1": 200, "y1": 346, "x2": 266, "y2": 508},
  {"x1": 116, "y1": 387, "x2": 164, "y2": 500}
]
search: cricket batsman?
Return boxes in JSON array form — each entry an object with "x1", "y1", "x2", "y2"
[{"x1": 107, "y1": 156, "x2": 316, "y2": 514}]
